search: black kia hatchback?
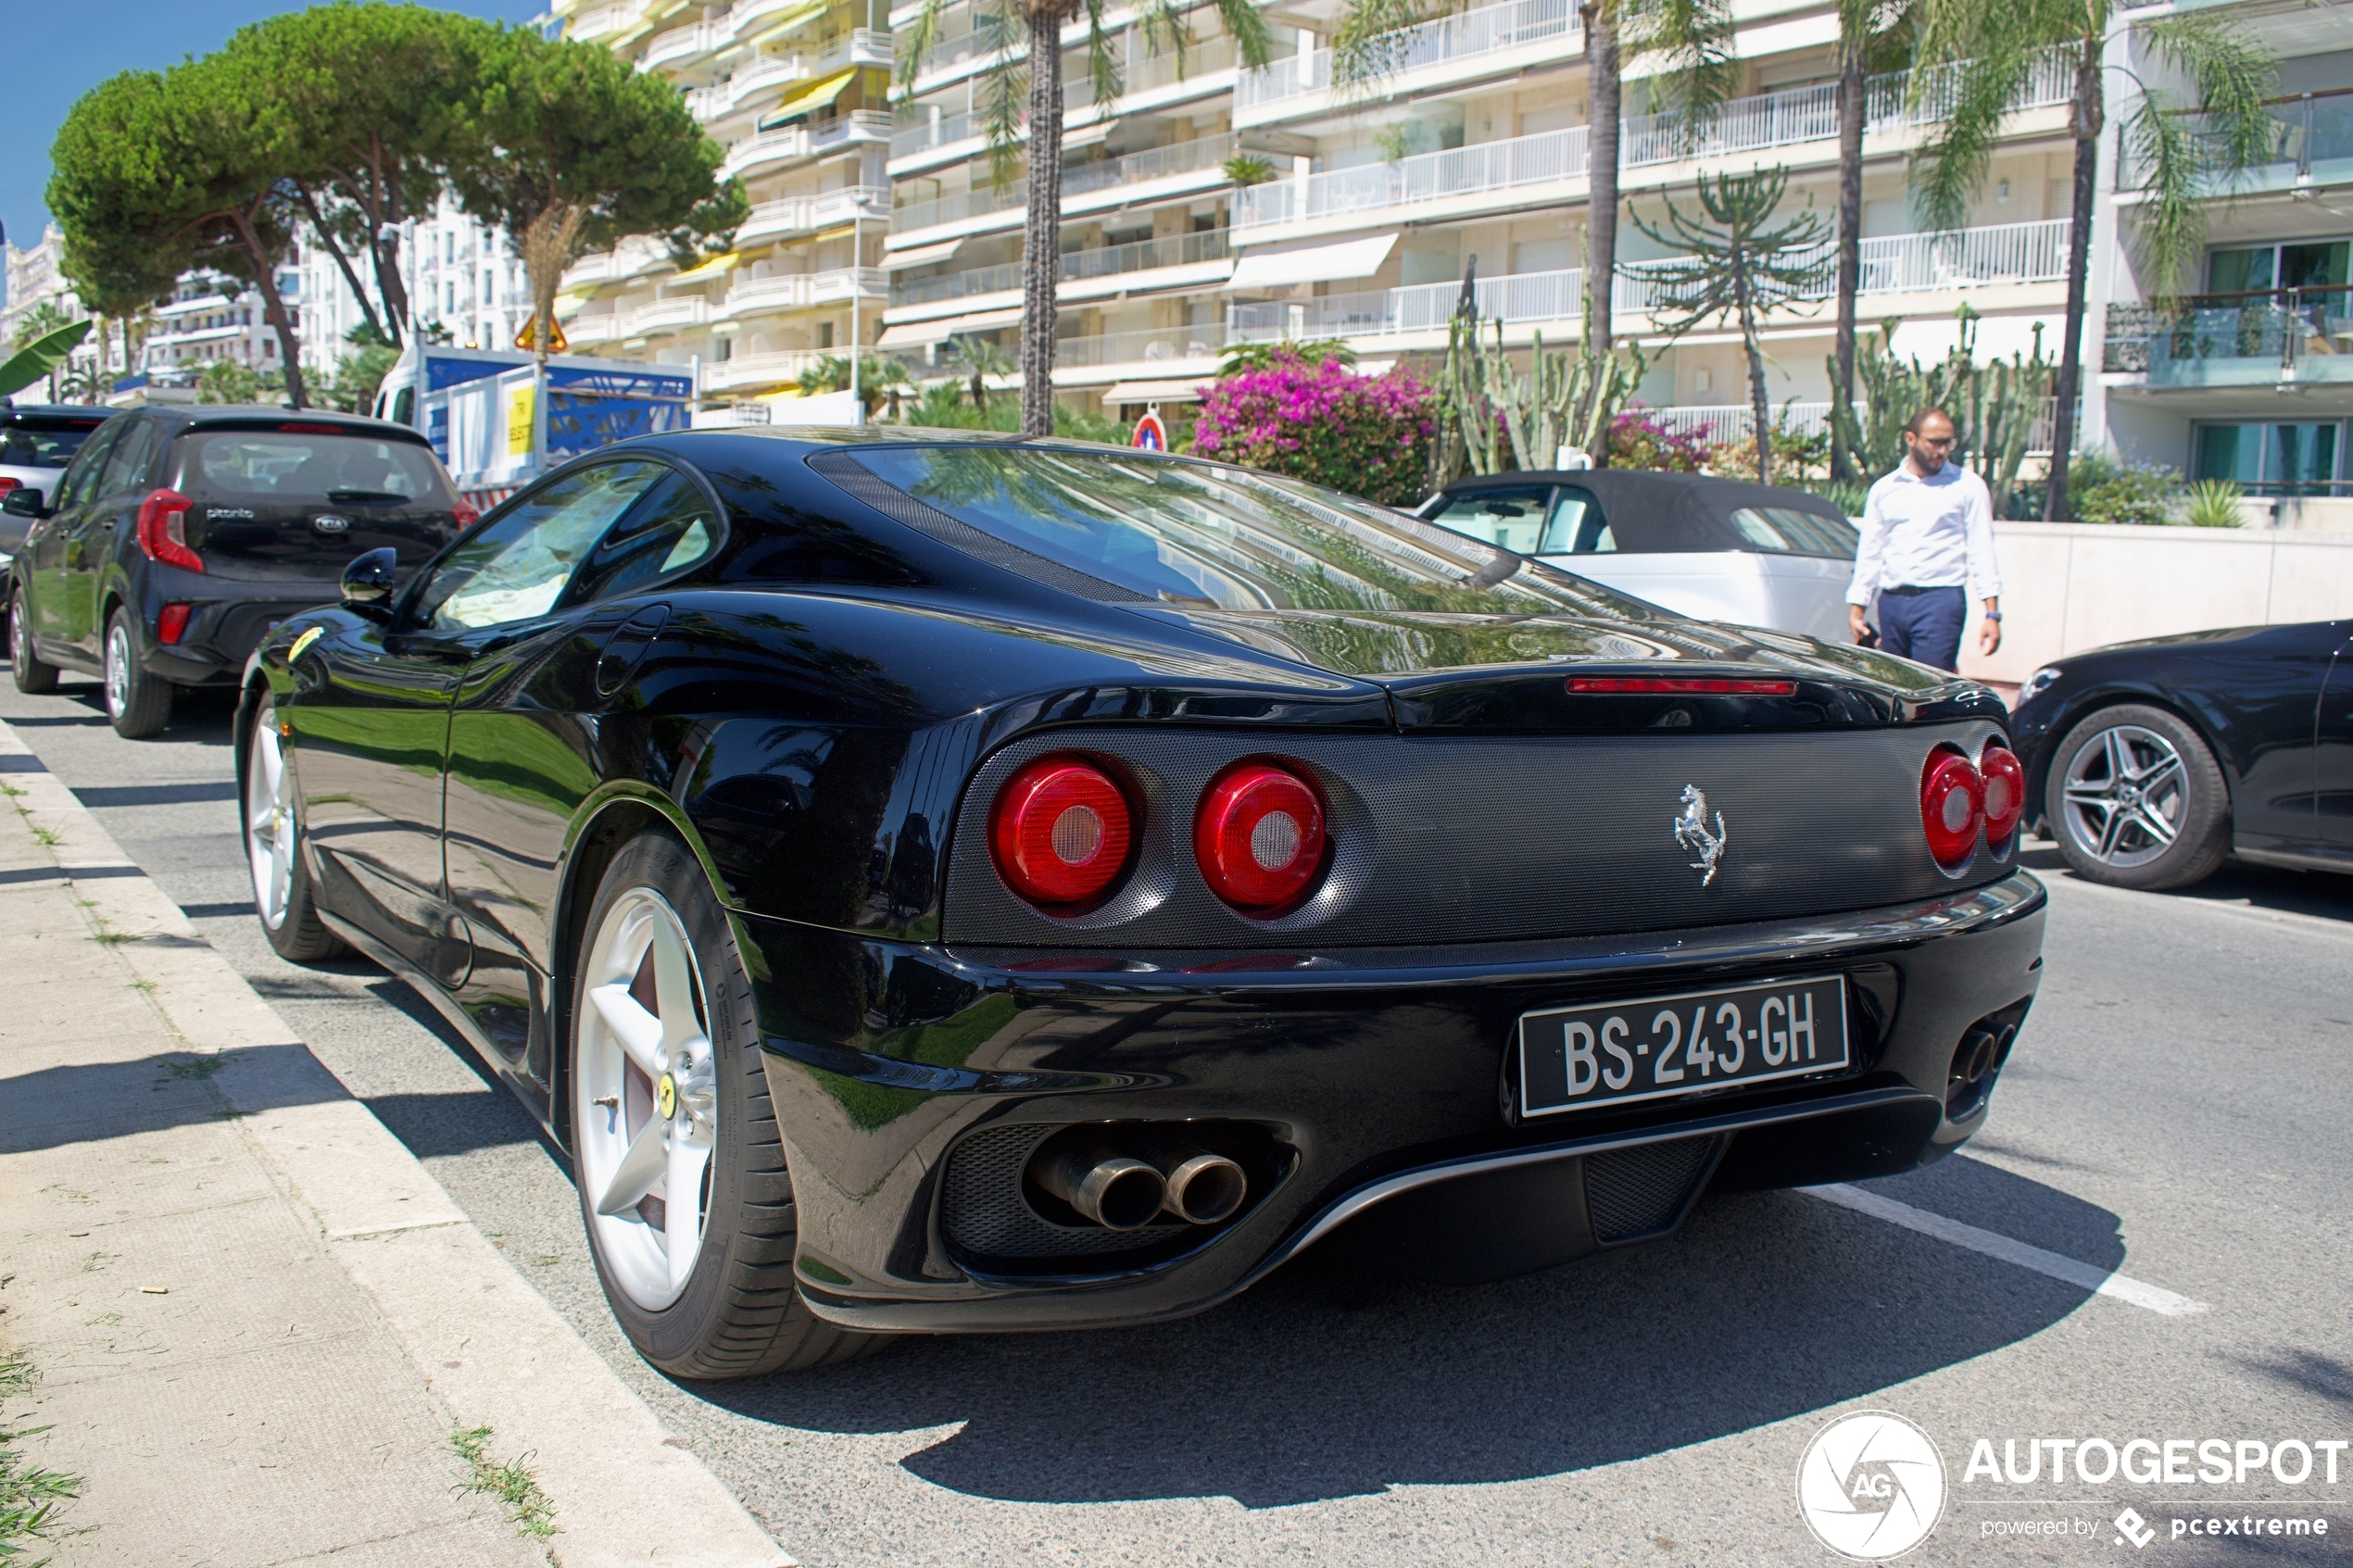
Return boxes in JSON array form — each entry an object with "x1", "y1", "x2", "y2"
[{"x1": 5, "y1": 406, "x2": 471, "y2": 735}]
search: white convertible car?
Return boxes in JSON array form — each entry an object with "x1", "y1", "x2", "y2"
[{"x1": 1418, "y1": 470, "x2": 1859, "y2": 644}]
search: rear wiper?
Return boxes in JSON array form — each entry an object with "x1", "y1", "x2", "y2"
[{"x1": 326, "y1": 489, "x2": 409, "y2": 504}]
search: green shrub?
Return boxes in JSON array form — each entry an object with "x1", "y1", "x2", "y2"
[{"x1": 2066, "y1": 451, "x2": 2183, "y2": 526}]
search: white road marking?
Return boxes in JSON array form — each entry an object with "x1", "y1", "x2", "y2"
[{"x1": 1806, "y1": 1183, "x2": 2209, "y2": 1317}]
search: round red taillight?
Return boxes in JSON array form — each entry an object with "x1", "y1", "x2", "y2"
[
  {"x1": 1920, "y1": 748, "x2": 1985, "y2": 866},
  {"x1": 989, "y1": 756, "x2": 1134, "y2": 908},
  {"x1": 1194, "y1": 760, "x2": 1327, "y2": 912},
  {"x1": 1979, "y1": 744, "x2": 2024, "y2": 847}
]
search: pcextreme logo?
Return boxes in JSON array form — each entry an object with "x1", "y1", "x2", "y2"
[{"x1": 1797, "y1": 1410, "x2": 1949, "y2": 1560}]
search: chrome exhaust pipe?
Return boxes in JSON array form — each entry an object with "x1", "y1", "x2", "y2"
[
  {"x1": 1035, "y1": 1148, "x2": 1167, "y2": 1230},
  {"x1": 1151, "y1": 1147, "x2": 1248, "y2": 1226}
]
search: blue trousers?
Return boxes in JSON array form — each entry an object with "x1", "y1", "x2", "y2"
[{"x1": 1878, "y1": 586, "x2": 1968, "y2": 671}]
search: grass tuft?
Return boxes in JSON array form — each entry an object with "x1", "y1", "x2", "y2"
[
  {"x1": 1, "y1": 1351, "x2": 83, "y2": 1564},
  {"x1": 450, "y1": 1425, "x2": 558, "y2": 1541}
]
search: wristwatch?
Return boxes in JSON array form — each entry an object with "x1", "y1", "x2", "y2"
[{"x1": 1982, "y1": 610, "x2": 2003, "y2": 621}]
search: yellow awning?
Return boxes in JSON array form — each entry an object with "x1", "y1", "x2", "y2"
[
  {"x1": 671, "y1": 251, "x2": 740, "y2": 284},
  {"x1": 758, "y1": 69, "x2": 856, "y2": 130},
  {"x1": 746, "y1": 0, "x2": 831, "y2": 44}
]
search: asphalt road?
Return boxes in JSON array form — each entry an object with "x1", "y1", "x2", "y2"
[{"x1": 7, "y1": 673, "x2": 2352, "y2": 1567}]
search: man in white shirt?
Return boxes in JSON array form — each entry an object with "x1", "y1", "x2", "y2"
[{"x1": 1846, "y1": 407, "x2": 2004, "y2": 672}]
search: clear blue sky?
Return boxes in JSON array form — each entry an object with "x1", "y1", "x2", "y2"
[{"x1": 6, "y1": 0, "x2": 541, "y2": 280}]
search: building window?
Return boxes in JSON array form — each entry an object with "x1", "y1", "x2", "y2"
[{"x1": 2195, "y1": 421, "x2": 2344, "y2": 496}]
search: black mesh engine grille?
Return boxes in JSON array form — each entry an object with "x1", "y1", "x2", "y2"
[
  {"x1": 1586, "y1": 1135, "x2": 1722, "y2": 1244},
  {"x1": 939, "y1": 1124, "x2": 1186, "y2": 1260}
]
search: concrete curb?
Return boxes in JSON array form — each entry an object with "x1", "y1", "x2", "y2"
[{"x1": 0, "y1": 717, "x2": 796, "y2": 1568}]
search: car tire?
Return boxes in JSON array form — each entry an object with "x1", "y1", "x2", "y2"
[
  {"x1": 570, "y1": 829, "x2": 887, "y2": 1380},
  {"x1": 9, "y1": 588, "x2": 57, "y2": 694},
  {"x1": 2045, "y1": 703, "x2": 2231, "y2": 891},
  {"x1": 103, "y1": 607, "x2": 172, "y2": 738},
  {"x1": 242, "y1": 691, "x2": 347, "y2": 962}
]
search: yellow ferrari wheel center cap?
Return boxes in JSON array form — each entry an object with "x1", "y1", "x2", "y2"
[{"x1": 656, "y1": 1073, "x2": 678, "y2": 1120}]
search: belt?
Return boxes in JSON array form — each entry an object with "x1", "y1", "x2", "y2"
[{"x1": 1881, "y1": 583, "x2": 1964, "y2": 596}]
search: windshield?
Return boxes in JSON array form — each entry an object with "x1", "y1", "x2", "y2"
[
  {"x1": 847, "y1": 446, "x2": 1649, "y2": 618},
  {"x1": 178, "y1": 431, "x2": 451, "y2": 505},
  {"x1": 0, "y1": 417, "x2": 107, "y2": 470}
]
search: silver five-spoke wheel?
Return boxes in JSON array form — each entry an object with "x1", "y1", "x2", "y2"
[
  {"x1": 575, "y1": 888, "x2": 719, "y2": 1311},
  {"x1": 245, "y1": 700, "x2": 296, "y2": 930},
  {"x1": 2058, "y1": 722, "x2": 2186, "y2": 869}
]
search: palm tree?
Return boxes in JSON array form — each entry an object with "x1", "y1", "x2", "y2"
[
  {"x1": 1830, "y1": 0, "x2": 1914, "y2": 482},
  {"x1": 1911, "y1": 0, "x2": 2273, "y2": 518},
  {"x1": 1329, "y1": 0, "x2": 1732, "y2": 457},
  {"x1": 897, "y1": 0, "x2": 1273, "y2": 437}
]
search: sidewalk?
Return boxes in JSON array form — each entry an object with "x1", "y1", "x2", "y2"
[{"x1": 0, "y1": 722, "x2": 792, "y2": 1568}]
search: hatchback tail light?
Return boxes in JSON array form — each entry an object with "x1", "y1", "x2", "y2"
[
  {"x1": 450, "y1": 500, "x2": 480, "y2": 528},
  {"x1": 1920, "y1": 747, "x2": 1984, "y2": 866},
  {"x1": 1194, "y1": 759, "x2": 1327, "y2": 912},
  {"x1": 135, "y1": 489, "x2": 204, "y2": 574},
  {"x1": 0, "y1": 477, "x2": 19, "y2": 496},
  {"x1": 989, "y1": 756, "x2": 1135, "y2": 909},
  {"x1": 1979, "y1": 744, "x2": 2024, "y2": 847},
  {"x1": 157, "y1": 603, "x2": 192, "y2": 645}
]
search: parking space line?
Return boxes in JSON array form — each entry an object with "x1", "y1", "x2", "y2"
[{"x1": 1806, "y1": 1183, "x2": 2208, "y2": 1317}]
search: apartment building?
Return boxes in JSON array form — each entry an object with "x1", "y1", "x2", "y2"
[
  {"x1": 548, "y1": 0, "x2": 897, "y2": 408},
  {"x1": 871, "y1": 0, "x2": 2104, "y2": 433},
  {"x1": 553, "y1": 0, "x2": 2349, "y2": 488},
  {"x1": 2099, "y1": 7, "x2": 2353, "y2": 506},
  {"x1": 293, "y1": 195, "x2": 533, "y2": 383}
]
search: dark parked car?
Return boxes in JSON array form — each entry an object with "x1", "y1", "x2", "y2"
[
  {"x1": 236, "y1": 431, "x2": 2046, "y2": 1379},
  {"x1": 6, "y1": 405, "x2": 472, "y2": 736},
  {"x1": 1418, "y1": 470, "x2": 1860, "y2": 642},
  {"x1": 0, "y1": 402, "x2": 117, "y2": 566},
  {"x1": 2009, "y1": 619, "x2": 2353, "y2": 889}
]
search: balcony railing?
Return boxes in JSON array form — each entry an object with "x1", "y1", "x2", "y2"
[
  {"x1": 721, "y1": 110, "x2": 892, "y2": 179},
  {"x1": 1236, "y1": 126, "x2": 1588, "y2": 227},
  {"x1": 737, "y1": 184, "x2": 892, "y2": 243},
  {"x1": 893, "y1": 35, "x2": 1239, "y2": 157},
  {"x1": 1054, "y1": 320, "x2": 1232, "y2": 370},
  {"x1": 638, "y1": 18, "x2": 725, "y2": 70},
  {"x1": 1228, "y1": 220, "x2": 2071, "y2": 338},
  {"x1": 1237, "y1": 0, "x2": 1581, "y2": 112},
  {"x1": 2105, "y1": 287, "x2": 2353, "y2": 386},
  {"x1": 1237, "y1": 51, "x2": 2074, "y2": 229},
  {"x1": 702, "y1": 348, "x2": 833, "y2": 394},
  {"x1": 891, "y1": 131, "x2": 1235, "y2": 232},
  {"x1": 724, "y1": 266, "x2": 889, "y2": 315},
  {"x1": 892, "y1": 227, "x2": 1231, "y2": 307},
  {"x1": 2119, "y1": 87, "x2": 2353, "y2": 190}
]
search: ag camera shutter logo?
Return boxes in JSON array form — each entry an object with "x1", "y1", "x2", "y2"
[{"x1": 1796, "y1": 1410, "x2": 1948, "y2": 1560}]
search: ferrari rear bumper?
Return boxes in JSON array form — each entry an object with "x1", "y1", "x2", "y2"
[{"x1": 749, "y1": 871, "x2": 2046, "y2": 1334}]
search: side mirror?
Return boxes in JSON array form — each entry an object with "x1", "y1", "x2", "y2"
[
  {"x1": 341, "y1": 547, "x2": 399, "y2": 619},
  {"x1": 1, "y1": 487, "x2": 44, "y2": 519}
]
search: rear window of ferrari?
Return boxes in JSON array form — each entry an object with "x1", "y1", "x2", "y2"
[
  {"x1": 173, "y1": 430, "x2": 454, "y2": 507},
  {"x1": 847, "y1": 445, "x2": 1653, "y2": 617}
]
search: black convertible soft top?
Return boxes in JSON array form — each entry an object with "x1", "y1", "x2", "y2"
[{"x1": 1425, "y1": 468, "x2": 1853, "y2": 556}]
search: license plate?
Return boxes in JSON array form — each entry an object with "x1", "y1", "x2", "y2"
[{"x1": 1517, "y1": 974, "x2": 1850, "y2": 1119}]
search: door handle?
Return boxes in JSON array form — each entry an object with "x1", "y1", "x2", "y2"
[{"x1": 596, "y1": 605, "x2": 671, "y2": 698}]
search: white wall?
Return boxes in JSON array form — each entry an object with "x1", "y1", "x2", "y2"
[{"x1": 1957, "y1": 522, "x2": 2353, "y2": 685}]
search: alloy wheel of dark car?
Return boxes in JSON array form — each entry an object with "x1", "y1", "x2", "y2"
[
  {"x1": 242, "y1": 695, "x2": 346, "y2": 962},
  {"x1": 9, "y1": 589, "x2": 57, "y2": 694},
  {"x1": 570, "y1": 829, "x2": 885, "y2": 1379},
  {"x1": 103, "y1": 608, "x2": 172, "y2": 739},
  {"x1": 2045, "y1": 704, "x2": 2231, "y2": 891}
]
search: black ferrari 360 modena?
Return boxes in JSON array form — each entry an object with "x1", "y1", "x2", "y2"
[{"x1": 238, "y1": 430, "x2": 2046, "y2": 1378}]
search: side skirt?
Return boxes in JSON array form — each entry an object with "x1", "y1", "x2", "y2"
[{"x1": 317, "y1": 907, "x2": 559, "y2": 1137}]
